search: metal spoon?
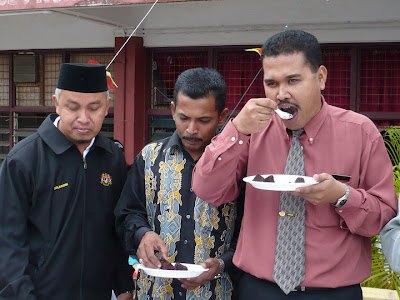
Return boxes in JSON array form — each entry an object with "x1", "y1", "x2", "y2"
[{"x1": 275, "y1": 108, "x2": 293, "y2": 119}]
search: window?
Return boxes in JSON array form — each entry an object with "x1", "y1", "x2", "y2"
[
  {"x1": 149, "y1": 44, "x2": 400, "y2": 142},
  {"x1": 0, "y1": 50, "x2": 115, "y2": 163}
]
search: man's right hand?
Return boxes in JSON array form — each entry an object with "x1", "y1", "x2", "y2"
[
  {"x1": 137, "y1": 231, "x2": 168, "y2": 269},
  {"x1": 232, "y1": 98, "x2": 277, "y2": 135}
]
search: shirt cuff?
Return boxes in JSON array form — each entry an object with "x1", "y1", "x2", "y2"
[
  {"x1": 134, "y1": 227, "x2": 152, "y2": 249},
  {"x1": 218, "y1": 249, "x2": 234, "y2": 272}
]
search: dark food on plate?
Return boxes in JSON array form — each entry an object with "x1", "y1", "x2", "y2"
[
  {"x1": 159, "y1": 257, "x2": 188, "y2": 271},
  {"x1": 253, "y1": 174, "x2": 275, "y2": 183},
  {"x1": 263, "y1": 175, "x2": 275, "y2": 182},
  {"x1": 253, "y1": 174, "x2": 265, "y2": 182},
  {"x1": 252, "y1": 174, "x2": 305, "y2": 183},
  {"x1": 174, "y1": 263, "x2": 188, "y2": 271}
]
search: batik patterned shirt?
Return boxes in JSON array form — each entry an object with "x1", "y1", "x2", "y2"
[{"x1": 115, "y1": 131, "x2": 239, "y2": 300}]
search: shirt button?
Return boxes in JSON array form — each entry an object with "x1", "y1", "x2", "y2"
[
  {"x1": 184, "y1": 240, "x2": 188, "y2": 244},
  {"x1": 190, "y1": 187, "x2": 193, "y2": 192},
  {"x1": 186, "y1": 214, "x2": 191, "y2": 219},
  {"x1": 231, "y1": 137, "x2": 236, "y2": 142},
  {"x1": 218, "y1": 157, "x2": 222, "y2": 161},
  {"x1": 238, "y1": 140, "x2": 243, "y2": 145}
]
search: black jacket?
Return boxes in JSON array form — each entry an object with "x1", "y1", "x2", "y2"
[{"x1": 0, "y1": 114, "x2": 133, "y2": 300}]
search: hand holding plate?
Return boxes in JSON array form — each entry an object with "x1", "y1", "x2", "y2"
[
  {"x1": 179, "y1": 258, "x2": 221, "y2": 290},
  {"x1": 291, "y1": 173, "x2": 348, "y2": 206}
]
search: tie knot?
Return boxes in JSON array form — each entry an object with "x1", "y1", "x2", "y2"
[{"x1": 292, "y1": 129, "x2": 304, "y2": 138}]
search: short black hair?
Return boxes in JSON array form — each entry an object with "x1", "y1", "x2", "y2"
[
  {"x1": 173, "y1": 68, "x2": 226, "y2": 114},
  {"x1": 261, "y1": 30, "x2": 322, "y2": 73}
]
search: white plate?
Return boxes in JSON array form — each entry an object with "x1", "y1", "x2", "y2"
[
  {"x1": 137, "y1": 263, "x2": 209, "y2": 278},
  {"x1": 243, "y1": 174, "x2": 317, "y2": 191}
]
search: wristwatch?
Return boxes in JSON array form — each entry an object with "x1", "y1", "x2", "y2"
[{"x1": 333, "y1": 184, "x2": 350, "y2": 207}]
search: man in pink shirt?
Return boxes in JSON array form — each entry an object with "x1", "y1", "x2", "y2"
[{"x1": 192, "y1": 30, "x2": 397, "y2": 299}]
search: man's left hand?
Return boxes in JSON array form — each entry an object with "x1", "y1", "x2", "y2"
[
  {"x1": 179, "y1": 258, "x2": 221, "y2": 290},
  {"x1": 117, "y1": 292, "x2": 133, "y2": 300},
  {"x1": 291, "y1": 173, "x2": 347, "y2": 206}
]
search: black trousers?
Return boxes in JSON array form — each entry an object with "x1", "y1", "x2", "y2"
[{"x1": 238, "y1": 273, "x2": 363, "y2": 300}]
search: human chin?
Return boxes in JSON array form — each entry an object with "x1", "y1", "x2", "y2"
[
  {"x1": 73, "y1": 139, "x2": 92, "y2": 145},
  {"x1": 69, "y1": 130, "x2": 95, "y2": 144}
]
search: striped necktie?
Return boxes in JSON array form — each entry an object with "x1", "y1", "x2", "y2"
[{"x1": 273, "y1": 129, "x2": 306, "y2": 294}]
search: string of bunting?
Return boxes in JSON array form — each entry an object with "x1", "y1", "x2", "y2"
[
  {"x1": 218, "y1": 0, "x2": 304, "y2": 132},
  {"x1": 88, "y1": 0, "x2": 160, "y2": 90}
]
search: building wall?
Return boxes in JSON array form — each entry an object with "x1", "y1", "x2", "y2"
[{"x1": 1, "y1": 0, "x2": 400, "y2": 51}]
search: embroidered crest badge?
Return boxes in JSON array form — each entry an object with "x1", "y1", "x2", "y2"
[{"x1": 100, "y1": 173, "x2": 112, "y2": 186}]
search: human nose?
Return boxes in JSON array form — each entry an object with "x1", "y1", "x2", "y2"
[
  {"x1": 186, "y1": 120, "x2": 198, "y2": 135},
  {"x1": 276, "y1": 84, "x2": 290, "y2": 101},
  {"x1": 77, "y1": 109, "x2": 90, "y2": 123}
]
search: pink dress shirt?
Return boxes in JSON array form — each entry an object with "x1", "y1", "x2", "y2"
[{"x1": 192, "y1": 100, "x2": 397, "y2": 288}]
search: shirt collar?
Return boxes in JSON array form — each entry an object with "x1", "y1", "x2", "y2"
[
  {"x1": 303, "y1": 95, "x2": 328, "y2": 141},
  {"x1": 164, "y1": 130, "x2": 201, "y2": 163},
  {"x1": 165, "y1": 130, "x2": 183, "y2": 151}
]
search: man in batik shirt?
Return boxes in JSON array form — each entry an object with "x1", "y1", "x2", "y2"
[{"x1": 115, "y1": 67, "x2": 242, "y2": 300}]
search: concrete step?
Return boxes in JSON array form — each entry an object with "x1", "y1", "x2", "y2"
[{"x1": 362, "y1": 287, "x2": 399, "y2": 300}]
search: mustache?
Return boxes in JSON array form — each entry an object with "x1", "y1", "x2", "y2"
[
  {"x1": 278, "y1": 99, "x2": 300, "y2": 110},
  {"x1": 182, "y1": 136, "x2": 202, "y2": 142}
]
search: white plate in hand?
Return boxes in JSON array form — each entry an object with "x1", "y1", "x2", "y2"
[
  {"x1": 137, "y1": 263, "x2": 209, "y2": 278},
  {"x1": 243, "y1": 174, "x2": 318, "y2": 191}
]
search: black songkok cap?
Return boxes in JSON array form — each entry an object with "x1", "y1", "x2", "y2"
[{"x1": 57, "y1": 63, "x2": 108, "y2": 93}]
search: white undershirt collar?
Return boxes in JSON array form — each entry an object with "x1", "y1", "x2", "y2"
[{"x1": 53, "y1": 116, "x2": 95, "y2": 158}]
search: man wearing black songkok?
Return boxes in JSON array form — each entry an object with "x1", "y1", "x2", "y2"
[{"x1": 0, "y1": 63, "x2": 133, "y2": 300}]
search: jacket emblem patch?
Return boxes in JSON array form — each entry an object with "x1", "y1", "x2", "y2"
[
  {"x1": 100, "y1": 173, "x2": 112, "y2": 186},
  {"x1": 54, "y1": 183, "x2": 69, "y2": 190}
]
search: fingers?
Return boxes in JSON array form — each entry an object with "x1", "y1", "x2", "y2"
[
  {"x1": 180, "y1": 258, "x2": 220, "y2": 290},
  {"x1": 293, "y1": 173, "x2": 346, "y2": 205},
  {"x1": 233, "y1": 98, "x2": 277, "y2": 135},
  {"x1": 179, "y1": 272, "x2": 212, "y2": 290},
  {"x1": 137, "y1": 231, "x2": 167, "y2": 268}
]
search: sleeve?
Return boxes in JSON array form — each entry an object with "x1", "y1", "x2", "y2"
[
  {"x1": 192, "y1": 120, "x2": 251, "y2": 207},
  {"x1": 112, "y1": 150, "x2": 135, "y2": 295},
  {"x1": 115, "y1": 151, "x2": 152, "y2": 254},
  {"x1": 219, "y1": 188, "x2": 245, "y2": 273},
  {"x1": 380, "y1": 214, "x2": 400, "y2": 272},
  {"x1": 0, "y1": 157, "x2": 37, "y2": 300},
  {"x1": 112, "y1": 245, "x2": 135, "y2": 295},
  {"x1": 335, "y1": 131, "x2": 398, "y2": 236}
]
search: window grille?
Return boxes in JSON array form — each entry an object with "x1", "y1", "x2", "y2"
[
  {"x1": 15, "y1": 55, "x2": 42, "y2": 107},
  {"x1": 216, "y1": 49, "x2": 264, "y2": 111},
  {"x1": 152, "y1": 51, "x2": 208, "y2": 109},
  {"x1": 360, "y1": 49, "x2": 400, "y2": 112},
  {"x1": 13, "y1": 113, "x2": 46, "y2": 144},
  {"x1": 322, "y1": 49, "x2": 352, "y2": 109},
  {"x1": 0, "y1": 55, "x2": 9, "y2": 107},
  {"x1": 0, "y1": 113, "x2": 10, "y2": 162},
  {"x1": 44, "y1": 54, "x2": 62, "y2": 106}
]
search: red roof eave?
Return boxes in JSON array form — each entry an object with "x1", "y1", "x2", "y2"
[{"x1": 0, "y1": 0, "x2": 194, "y2": 11}]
